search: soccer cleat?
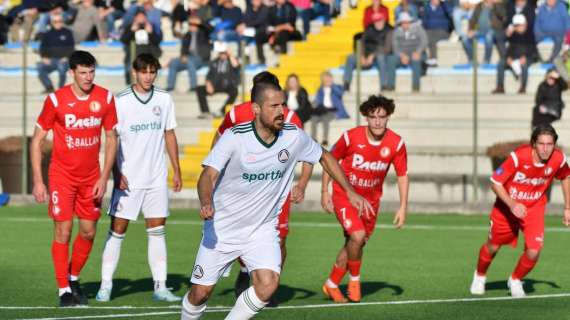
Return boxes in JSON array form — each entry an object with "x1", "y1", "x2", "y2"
[
  {"x1": 234, "y1": 271, "x2": 251, "y2": 298},
  {"x1": 152, "y1": 288, "x2": 182, "y2": 302},
  {"x1": 347, "y1": 280, "x2": 361, "y2": 303},
  {"x1": 322, "y1": 284, "x2": 348, "y2": 303},
  {"x1": 508, "y1": 276, "x2": 526, "y2": 298},
  {"x1": 70, "y1": 280, "x2": 88, "y2": 305},
  {"x1": 95, "y1": 287, "x2": 112, "y2": 302},
  {"x1": 470, "y1": 271, "x2": 486, "y2": 295},
  {"x1": 59, "y1": 292, "x2": 75, "y2": 307}
]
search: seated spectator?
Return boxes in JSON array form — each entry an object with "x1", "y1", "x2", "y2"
[
  {"x1": 123, "y1": 0, "x2": 163, "y2": 40},
  {"x1": 96, "y1": 0, "x2": 125, "y2": 40},
  {"x1": 387, "y1": 12, "x2": 427, "y2": 92},
  {"x1": 493, "y1": 14, "x2": 535, "y2": 94},
  {"x1": 68, "y1": 0, "x2": 105, "y2": 43},
  {"x1": 7, "y1": 0, "x2": 40, "y2": 42},
  {"x1": 196, "y1": 42, "x2": 240, "y2": 118},
  {"x1": 311, "y1": 0, "x2": 332, "y2": 29},
  {"x1": 534, "y1": 0, "x2": 570, "y2": 63},
  {"x1": 285, "y1": 74, "x2": 312, "y2": 124},
  {"x1": 488, "y1": 0, "x2": 508, "y2": 60},
  {"x1": 421, "y1": 0, "x2": 453, "y2": 66},
  {"x1": 34, "y1": 0, "x2": 68, "y2": 36},
  {"x1": 291, "y1": 0, "x2": 312, "y2": 38},
  {"x1": 166, "y1": 15, "x2": 212, "y2": 92},
  {"x1": 268, "y1": 0, "x2": 302, "y2": 54},
  {"x1": 36, "y1": 14, "x2": 74, "y2": 93},
  {"x1": 466, "y1": 0, "x2": 494, "y2": 64},
  {"x1": 343, "y1": 13, "x2": 393, "y2": 91},
  {"x1": 553, "y1": 37, "x2": 570, "y2": 82},
  {"x1": 121, "y1": 9, "x2": 162, "y2": 85},
  {"x1": 395, "y1": 0, "x2": 419, "y2": 21},
  {"x1": 211, "y1": 0, "x2": 243, "y2": 42},
  {"x1": 311, "y1": 71, "x2": 347, "y2": 146},
  {"x1": 452, "y1": 0, "x2": 474, "y2": 58},
  {"x1": 532, "y1": 68, "x2": 568, "y2": 127},
  {"x1": 239, "y1": 0, "x2": 270, "y2": 65},
  {"x1": 363, "y1": 0, "x2": 390, "y2": 28}
]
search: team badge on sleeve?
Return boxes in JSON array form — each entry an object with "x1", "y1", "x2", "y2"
[{"x1": 495, "y1": 167, "x2": 504, "y2": 176}]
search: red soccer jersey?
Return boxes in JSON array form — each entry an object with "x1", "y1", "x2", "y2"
[
  {"x1": 216, "y1": 101, "x2": 303, "y2": 135},
  {"x1": 36, "y1": 84, "x2": 117, "y2": 180},
  {"x1": 491, "y1": 144, "x2": 570, "y2": 208},
  {"x1": 331, "y1": 126, "x2": 407, "y2": 202}
]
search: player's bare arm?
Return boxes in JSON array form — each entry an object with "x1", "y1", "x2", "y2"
[
  {"x1": 291, "y1": 162, "x2": 313, "y2": 204},
  {"x1": 30, "y1": 127, "x2": 50, "y2": 203},
  {"x1": 320, "y1": 169, "x2": 334, "y2": 213},
  {"x1": 197, "y1": 166, "x2": 219, "y2": 220},
  {"x1": 393, "y1": 175, "x2": 409, "y2": 229},
  {"x1": 491, "y1": 183, "x2": 527, "y2": 218},
  {"x1": 561, "y1": 177, "x2": 570, "y2": 226},
  {"x1": 319, "y1": 149, "x2": 374, "y2": 218},
  {"x1": 165, "y1": 129, "x2": 182, "y2": 192},
  {"x1": 93, "y1": 129, "x2": 118, "y2": 200}
]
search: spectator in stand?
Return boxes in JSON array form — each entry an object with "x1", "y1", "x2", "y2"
[
  {"x1": 421, "y1": 0, "x2": 453, "y2": 66},
  {"x1": 466, "y1": 0, "x2": 495, "y2": 64},
  {"x1": 486, "y1": 0, "x2": 509, "y2": 61},
  {"x1": 166, "y1": 15, "x2": 212, "y2": 92},
  {"x1": 343, "y1": 13, "x2": 393, "y2": 92},
  {"x1": 123, "y1": 0, "x2": 163, "y2": 40},
  {"x1": 212, "y1": 0, "x2": 243, "y2": 42},
  {"x1": 121, "y1": 9, "x2": 162, "y2": 84},
  {"x1": 534, "y1": 0, "x2": 570, "y2": 63},
  {"x1": 68, "y1": 0, "x2": 106, "y2": 43},
  {"x1": 507, "y1": 0, "x2": 535, "y2": 29},
  {"x1": 34, "y1": 0, "x2": 68, "y2": 36},
  {"x1": 452, "y1": 0, "x2": 475, "y2": 60},
  {"x1": 285, "y1": 74, "x2": 312, "y2": 124},
  {"x1": 492, "y1": 14, "x2": 535, "y2": 94},
  {"x1": 532, "y1": 68, "x2": 568, "y2": 127},
  {"x1": 387, "y1": 12, "x2": 427, "y2": 92},
  {"x1": 363, "y1": 0, "x2": 390, "y2": 28},
  {"x1": 268, "y1": 0, "x2": 302, "y2": 54},
  {"x1": 395, "y1": 0, "x2": 419, "y2": 21},
  {"x1": 311, "y1": 0, "x2": 333, "y2": 29},
  {"x1": 96, "y1": 0, "x2": 125, "y2": 40},
  {"x1": 7, "y1": 0, "x2": 40, "y2": 42},
  {"x1": 311, "y1": 71, "x2": 347, "y2": 147},
  {"x1": 196, "y1": 42, "x2": 240, "y2": 118},
  {"x1": 239, "y1": 0, "x2": 270, "y2": 65},
  {"x1": 291, "y1": 0, "x2": 312, "y2": 38},
  {"x1": 0, "y1": 1, "x2": 7, "y2": 45},
  {"x1": 36, "y1": 14, "x2": 74, "y2": 93},
  {"x1": 553, "y1": 35, "x2": 570, "y2": 82}
]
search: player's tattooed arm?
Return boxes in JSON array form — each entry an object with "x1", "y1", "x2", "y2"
[
  {"x1": 30, "y1": 127, "x2": 50, "y2": 203},
  {"x1": 393, "y1": 175, "x2": 409, "y2": 229},
  {"x1": 491, "y1": 183, "x2": 527, "y2": 219},
  {"x1": 292, "y1": 162, "x2": 313, "y2": 204},
  {"x1": 197, "y1": 166, "x2": 219, "y2": 220},
  {"x1": 561, "y1": 177, "x2": 570, "y2": 226}
]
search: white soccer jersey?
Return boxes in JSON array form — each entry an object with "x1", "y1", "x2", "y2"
[
  {"x1": 114, "y1": 86, "x2": 177, "y2": 189},
  {"x1": 202, "y1": 121, "x2": 322, "y2": 250}
]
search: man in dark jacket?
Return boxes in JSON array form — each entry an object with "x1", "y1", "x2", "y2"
[
  {"x1": 532, "y1": 68, "x2": 568, "y2": 127},
  {"x1": 36, "y1": 14, "x2": 74, "y2": 93},
  {"x1": 239, "y1": 0, "x2": 270, "y2": 64},
  {"x1": 268, "y1": 0, "x2": 302, "y2": 54},
  {"x1": 195, "y1": 42, "x2": 241, "y2": 118},
  {"x1": 421, "y1": 0, "x2": 452, "y2": 66},
  {"x1": 166, "y1": 16, "x2": 212, "y2": 91},
  {"x1": 343, "y1": 13, "x2": 393, "y2": 91}
]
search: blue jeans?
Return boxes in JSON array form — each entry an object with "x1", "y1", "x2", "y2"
[
  {"x1": 298, "y1": 8, "x2": 312, "y2": 38},
  {"x1": 386, "y1": 54, "x2": 422, "y2": 90},
  {"x1": 343, "y1": 53, "x2": 389, "y2": 88},
  {"x1": 496, "y1": 59, "x2": 529, "y2": 90},
  {"x1": 463, "y1": 31, "x2": 494, "y2": 64},
  {"x1": 312, "y1": 2, "x2": 331, "y2": 26},
  {"x1": 37, "y1": 58, "x2": 68, "y2": 90},
  {"x1": 535, "y1": 32, "x2": 564, "y2": 63},
  {"x1": 105, "y1": 10, "x2": 125, "y2": 35},
  {"x1": 166, "y1": 56, "x2": 205, "y2": 90}
]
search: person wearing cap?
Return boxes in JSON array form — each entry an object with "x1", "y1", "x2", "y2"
[
  {"x1": 343, "y1": 12, "x2": 394, "y2": 92},
  {"x1": 363, "y1": 0, "x2": 390, "y2": 28},
  {"x1": 532, "y1": 68, "x2": 568, "y2": 127},
  {"x1": 465, "y1": 0, "x2": 495, "y2": 64},
  {"x1": 492, "y1": 13, "x2": 536, "y2": 94},
  {"x1": 534, "y1": 0, "x2": 570, "y2": 64},
  {"x1": 386, "y1": 12, "x2": 427, "y2": 92},
  {"x1": 195, "y1": 42, "x2": 241, "y2": 118}
]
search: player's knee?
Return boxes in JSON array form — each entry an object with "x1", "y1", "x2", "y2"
[
  {"x1": 525, "y1": 249, "x2": 541, "y2": 261},
  {"x1": 253, "y1": 272, "x2": 280, "y2": 301},
  {"x1": 54, "y1": 225, "x2": 72, "y2": 243},
  {"x1": 79, "y1": 229, "x2": 96, "y2": 240},
  {"x1": 486, "y1": 242, "x2": 500, "y2": 255},
  {"x1": 349, "y1": 231, "x2": 366, "y2": 246},
  {"x1": 112, "y1": 223, "x2": 128, "y2": 235},
  {"x1": 189, "y1": 285, "x2": 213, "y2": 305}
]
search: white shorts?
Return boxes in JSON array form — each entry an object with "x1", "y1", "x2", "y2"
[
  {"x1": 190, "y1": 235, "x2": 282, "y2": 286},
  {"x1": 108, "y1": 186, "x2": 169, "y2": 221}
]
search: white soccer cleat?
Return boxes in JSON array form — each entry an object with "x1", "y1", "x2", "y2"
[
  {"x1": 508, "y1": 276, "x2": 526, "y2": 298},
  {"x1": 95, "y1": 287, "x2": 112, "y2": 302},
  {"x1": 470, "y1": 271, "x2": 486, "y2": 295},
  {"x1": 152, "y1": 288, "x2": 182, "y2": 302}
]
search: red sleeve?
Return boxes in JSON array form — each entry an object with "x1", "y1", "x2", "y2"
[
  {"x1": 491, "y1": 152, "x2": 517, "y2": 185},
  {"x1": 36, "y1": 95, "x2": 57, "y2": 130},
  {"x1": 217, "y1": 110, "x2": 234, "y2": 135},
  {"x1": 102, "y1": 96, "x2": 118, "y2": 131},
  {"x1": 555, "y1": 156, "x2": 570, "y2": 180},
  {"x1": 392, "y1": 141, "x2": 407, "y2": 176},
  {"x1": 363, "y1": 8, "x2": 371, "y2": 28},
  {"x1": 330, "y1": 132, "x2": 349, "y2": 160},
  {"x1": 289, "y1": 111, "x2": 303, "y2": 129},
  {"x1": 381, "y1": 6, "x2": 389, "y2": 24}
]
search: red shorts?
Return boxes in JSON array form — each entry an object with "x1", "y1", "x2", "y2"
[
  {"x1": 48, "y1": 174, "x2": 102, "y2": 222},
  {"x1": 333, "y1": 194, "x2": 379, "y2": 238},
  {"x1": 277, "y1": 193, "x2": 291, "y2": 238},
  {"x1": 488, "y1": 204, "x2": 545, "y2": 251}
]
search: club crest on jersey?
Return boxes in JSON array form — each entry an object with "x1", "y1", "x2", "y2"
[
  {"x1": 545, "y1": 167, "x2": 553, "y2": 175},
  {"x1": 192, "y1": 265, "x2": 204, "y2": 279},
  {"x1": 278, "y1": 149, "x2": 290, "y2": 163},
  {"x1": 380, "y1": 147, "x2": 391, "y2": 158},
  {"x1": 89, "y1": 101, "x2": 101, "y2": 113},
  {"x1": 152, "y1": 105, "x2": 161, "y2": 116}
]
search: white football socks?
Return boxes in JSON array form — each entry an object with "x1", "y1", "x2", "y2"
[
  {"x1": 147, "y1": 226, "x2": 167, "y2": 291},
  {"x1": 100, "y1": 230, "x2": 125, "y2": 289},
  {"x1": 225, "y1": 286, "x2": 267, "y2": 320},
  {"x1": 181, "y1": 292, "x2": 207, "y2": 320}
]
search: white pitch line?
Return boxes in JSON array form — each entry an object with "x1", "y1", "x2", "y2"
[{"x1": 11, "y1": 292, "x2": 570, "y2": 320}]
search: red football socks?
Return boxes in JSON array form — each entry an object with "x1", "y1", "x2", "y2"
[
  {"x1": 328, "y1": 264, "x2": 347, "y2": 286},
  {"x1": 512, "y1": 253, "x2": 538, "y2": 280},
  {"x1": 347, "y1": 260, "x2": 362, "y2": 278},
  {"x1": 476, "y1": 244, "x2": 495, "y2": 276},
  {"x1": 51, "y1": 241, "x2": 69, "y2": 288},
  {"x1": 69, "y1": 234, "x2": 94, "y2": 278}
]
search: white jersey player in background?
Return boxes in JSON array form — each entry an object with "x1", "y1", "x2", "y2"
[
  {"x1": 180, "y1": 81, "x2": 373, "y2": 319},
  {"x1": 96, "y1": 54, "x2": 182, "y2": 302}
]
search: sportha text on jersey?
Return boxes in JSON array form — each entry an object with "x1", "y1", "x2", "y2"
[{"x1": 242, "y1": 170, "x2": 284, "y2": 182}]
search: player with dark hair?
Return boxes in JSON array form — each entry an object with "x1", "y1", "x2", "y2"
[
  {"x1": 321, "y1": 94, "x2": 409, "y2": 303},
  {"x1": 470, "y1": 124, "x2": 570, "y2": 298},
  {"x1": 30, "y1": 50, "x2": 118, "y2": 307}
]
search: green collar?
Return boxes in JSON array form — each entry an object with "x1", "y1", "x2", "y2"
[
  {"x1": 252, "y1": 121, "x2": 279, "y2": 148},
  {"x1": 131, "y1": 85, "x2": 154, "y2": 105}
]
